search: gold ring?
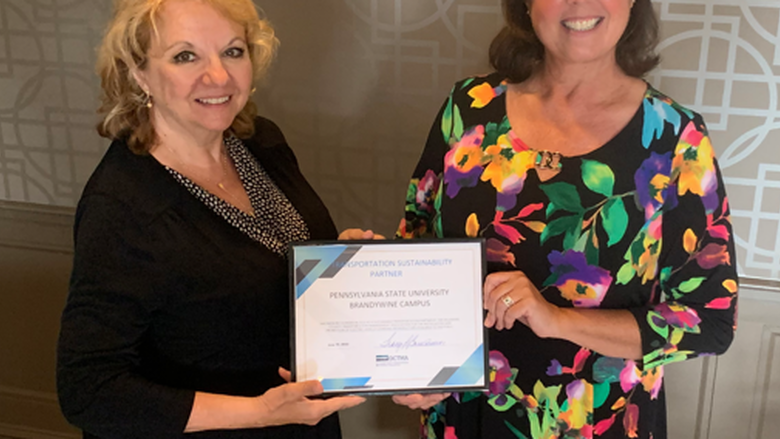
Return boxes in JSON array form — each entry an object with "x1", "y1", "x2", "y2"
[{"x1": 502, "y1": 295, "x2": 515, "y2": 308}]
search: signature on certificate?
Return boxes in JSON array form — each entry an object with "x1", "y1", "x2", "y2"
[{"x1": 379, "y1": 332, "x2": 445, "y2": 352}]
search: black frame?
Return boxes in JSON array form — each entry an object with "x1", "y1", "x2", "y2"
[{"x1": 288, "y1": 238, "x2": 489, "y2": 396}]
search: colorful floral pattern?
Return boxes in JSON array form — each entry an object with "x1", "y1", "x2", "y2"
[
  {"x1": 546, "y1": 251, "x2": 614, "y2": 308},
  {"x1": 398, "y1": 73, "x2": 737, "y2": 439}
]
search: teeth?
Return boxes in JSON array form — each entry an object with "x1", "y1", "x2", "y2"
[
  {"x1": 198, "y1": 96, "x2": 230, "y2": 105},
  {"x1": 563, "y1": 18, "x2": 601, "y2": 31}
]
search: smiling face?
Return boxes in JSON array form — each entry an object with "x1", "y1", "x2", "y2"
[
  {"x1": 528, "y1": 0, "x2": 633, "y2": 68},
  {"x1": 133, "y1": 0, "x2": 253, "y2": 141}
]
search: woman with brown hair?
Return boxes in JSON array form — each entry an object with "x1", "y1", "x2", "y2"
[
  {"x1": 394, "y1": 0, "x2": 738, "y2": 438},
  {"x1": 56, "y1": 0, "x2": 364, "y2": 438}
]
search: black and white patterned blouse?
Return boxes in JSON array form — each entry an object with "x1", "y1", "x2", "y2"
[{"x1": 167, "y1": 135, "x2": 310, "y2": 256}]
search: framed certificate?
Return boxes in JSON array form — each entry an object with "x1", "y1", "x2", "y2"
[{"x1": 290, "y1": 239, "x2": 487, "y2": 395}]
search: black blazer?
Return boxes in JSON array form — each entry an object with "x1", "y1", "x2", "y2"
[{"x1": 57, "y1": 117, "x2": 340, "y2": 439}]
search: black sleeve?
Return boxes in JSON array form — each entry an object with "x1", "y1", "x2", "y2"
[
  {"x1": 628, "y1": 117, "x2": 738, "y2": 371},
  {"x1": 395, "y1": 92, "x2": 450, "y2": 239},
  {"x1": 57, "y1": 194, "x2": 194, "y2": 438}
]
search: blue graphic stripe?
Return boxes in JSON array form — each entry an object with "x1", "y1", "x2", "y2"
[
  {"x1": 294, "y1": 245, "x2": 349, "y2": 299},
  {"x1": 444, "y1": 344, "x2": 484, "y2": 386},
  {"x1": 320, "y1": 377, "x2": 372, "y2": 391}
]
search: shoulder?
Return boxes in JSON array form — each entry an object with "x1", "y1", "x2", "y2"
[
  {"x1": 447, "y1": 72, "x2": 508, "y2": 107},
  {"x1": 644, "y1": 86, "x2": 702, "y2": 121},
  {"x1": 79, "y1": 138, "x2": 181, "y2": 225},
  {"x1": 641, "y1": 85, "x2": 710, "y2": 151},
  {"x1": 452, "y1": 72, "x2": 507, "y2": 92},
  {"x1": 244, "y1": 115, "x2": 288, "y2": 148},
  {"x1": 241, "y1": 116, "x2": 300, "y2": 168}
]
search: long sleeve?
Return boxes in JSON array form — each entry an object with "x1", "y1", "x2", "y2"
[
  {"x1": 627, "y1": 117, "x2": 738, "y2": 370},
  {"x1": 57, "y1": 194, "x2": 194, "y2": 438},
  {"x1": 396, "y1": 92, "x2": 451, "y2": 240}
]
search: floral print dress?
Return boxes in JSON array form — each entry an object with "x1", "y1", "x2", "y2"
[{"x1": 396, "y1": 73, "x2": 738, "y2": 439}]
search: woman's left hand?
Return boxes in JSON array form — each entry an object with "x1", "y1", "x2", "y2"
[
  {"x1": 483, "y1": 271, "x2": 563, "y2": 338},
  {"x1": 338, "y1": 229, "x2": 386, "y2": 240}
]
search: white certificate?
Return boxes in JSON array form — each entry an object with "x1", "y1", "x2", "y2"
[{"x1": 290, "y1": 240, "x2": 487, "y2": 395}]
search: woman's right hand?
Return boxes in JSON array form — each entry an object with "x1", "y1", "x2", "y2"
[
  {"x1": 255, "y1": 370, "x2": 365, "y2": 427},
  {"x1": 391, "y1": 393, "x2": 450, "y2": 410}
]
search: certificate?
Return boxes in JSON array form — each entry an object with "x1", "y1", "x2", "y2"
[{"x1": 290, "y1": 239, "x2": 487, "y2": 395}]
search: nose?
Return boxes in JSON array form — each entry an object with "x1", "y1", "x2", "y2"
[{"x1": 203, "y1": 56, "x2": 229, "y2": 86}]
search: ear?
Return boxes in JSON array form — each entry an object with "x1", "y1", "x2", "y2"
[{"x1": 131, "y1": 68, "x2": 150, "y2": 94}]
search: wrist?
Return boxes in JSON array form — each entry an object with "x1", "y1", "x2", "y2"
[
  {"x1": 186, "y1": 392, "x2": 268, "y2": 433},
  {"x1": 251, "y1": 394, "x2": 273, "y2": 428},
  {"x1": 550, "y1": 306, "x2": 574, "y2": 341}
]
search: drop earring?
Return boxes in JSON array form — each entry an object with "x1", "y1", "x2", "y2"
[{"x1": 143, "y1": 90, "x2": 153, "y2": 109}]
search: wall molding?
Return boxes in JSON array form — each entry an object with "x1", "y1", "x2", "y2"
[
  {"x1": 741, "y1": 277, "x2": 780, "y2": 302},
  {"x1": 0, "y1": 201, "x2": 74, "y2": 254},
  {"x1": 750, "y1": 326, "x2": 780, "y2": 439},
  {"x1": 0, "y1": 386, "x2": 58, "y2": 404},
  {"x1": 0, "y1": 387, "x2": 78, "y2": 439},
  {"x1": 740, "y1": 277, "x2": 780, "y2": 291},
  {"x1": 691, "y1": 356, "x2": 718, "y2": 439},
  {"x1": 0, "y1": 423, "x2": 78, "y2": 439}
]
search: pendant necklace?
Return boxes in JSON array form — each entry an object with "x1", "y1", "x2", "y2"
[{"x1": 164, "y1": 142, "x2": 255, "y2": 217}]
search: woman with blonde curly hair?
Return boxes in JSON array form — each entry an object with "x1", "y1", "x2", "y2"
[{"x1": 56, "y1": 1, "x2": 364, "y2": 438}]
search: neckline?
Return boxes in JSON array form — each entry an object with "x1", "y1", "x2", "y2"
[
  {"x1": 502, "y1": 80, "x2": 651, "y2": 163},
  {"x1": 161, "y1": 136, "x2": 257, "y2": 218}
]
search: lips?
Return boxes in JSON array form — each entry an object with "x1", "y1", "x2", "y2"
[
  {"x1": 562, "y1": 17, "x2": 603, "y2": 32},
  {"x1": 196, "y1": 96, "x2": 231, "y2": 105}
]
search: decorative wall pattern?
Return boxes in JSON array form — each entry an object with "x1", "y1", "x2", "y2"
[
  {"x1": 0, "y1": 0, "x2": 777, "y2": 280},
  {"x1": 0, "y1": 0, "x2": 109, "y2": 206},
  {"x1": 649, "y1": 1, "x2": 780, "y2": 280}
]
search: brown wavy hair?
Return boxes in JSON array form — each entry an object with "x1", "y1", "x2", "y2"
[
  {"x1": 489, "y1": 0, "x2": 660, "y2": 83},
  {"x1": 96, "y1": 0, "x2": 279, "y2": 154}
]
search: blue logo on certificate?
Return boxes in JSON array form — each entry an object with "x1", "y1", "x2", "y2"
[{"x1": 376, "y1": 354, "x2": 409, "y2": 367}]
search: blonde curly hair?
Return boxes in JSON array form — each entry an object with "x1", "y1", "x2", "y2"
[{"x1": 96, "y1": 0, "x2": 279, "y2": 154}]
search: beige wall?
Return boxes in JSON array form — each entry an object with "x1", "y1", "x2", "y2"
[{"x1": 1, "y1": 0, "x2": 779, "y2": 438}]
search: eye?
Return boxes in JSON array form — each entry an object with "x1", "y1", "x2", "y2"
[
  {"x1": 173, "y1": 51, "x2": 197, "y2": 64},
  {"x1": 224, "y1": 47, "x2": 246, "y2": 59}
]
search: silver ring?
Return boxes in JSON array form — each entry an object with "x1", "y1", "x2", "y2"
[{"x1": 502, "y1": 295, "x2": 515, "y2": 308}]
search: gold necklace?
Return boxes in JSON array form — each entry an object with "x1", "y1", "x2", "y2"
[{"x1": 164, "y1": 143, "x2": 255, "y2": 216}]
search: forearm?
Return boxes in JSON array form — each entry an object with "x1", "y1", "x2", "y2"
[
  {"x1": 185, "y1": 392, "x2": 265, "y2": 432},
  {"x1": 554, "y1": 308, "x2": 642, "y2": 360},
  {"x1": 186, "y1": 381, "x2": 365, "y2": 432}
]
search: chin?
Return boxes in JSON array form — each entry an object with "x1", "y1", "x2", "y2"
[
  {"x1": 565, "y1": 50, "x2": 615, "y2": 66},
  {"x1": 195, "y1": 116, "x2": 240, "y2": 133},
  {"x1": 208, "y1": 123, "x2": 236, "y2": 134}
]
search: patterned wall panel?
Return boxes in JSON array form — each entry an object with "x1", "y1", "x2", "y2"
[
  {"x1": 0, "y1": 0, "x2": 776, "y2": 280},
  {"x1": 0, "y1": 0, "x2": 109, "y2": 205},
  {"x1": 649, "y1": 1, "x2": 780, "y2": 281}
]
